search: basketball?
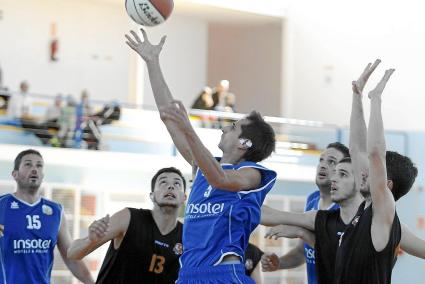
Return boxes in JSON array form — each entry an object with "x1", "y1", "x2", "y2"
[{"x1": 125, "y1": 0, "x2": 174, "y2": 26}]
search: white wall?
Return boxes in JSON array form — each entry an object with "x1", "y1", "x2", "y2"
[
  {"x1": 208, "y1": 24, "x2": 282, "y2": 116},
  {"x1": 282, "y1": 0, "x2": 425, "y2": 130},
  {"x1": 0, "y1": 0, "x2": 131, "y2": 103},
  {"x1": 141, "y1": 15, "x2": 209, "y2": 108}
]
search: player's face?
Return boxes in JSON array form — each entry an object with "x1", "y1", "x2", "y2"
[
  {"x1": 316, "y1": 148, "x2": 345, "y2": 189},
  {"x1": 151, "y1": 172, "x2": 185, "y2": 208},
  {"x1": 330, "y1": 162, "x2": 357, "y2": 203},
  {"x1": 218, "y1": 119, "x2": 250, "y2": 152},
  {"x1": 12, "y1": 154, "x2": 44, "y2": 190}
]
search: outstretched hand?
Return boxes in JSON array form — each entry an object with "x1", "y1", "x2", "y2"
[
  {"x1": 88, "y1": 214, "x2": 110, "y2": 243},
  {"x1": 265, "y1": 224, "x2": 302, "y2": 240},
  {"x1": 159, "y1": 101, "x2": 194, "y2": 134},
  {"x1": 368, "y1": 69, "x2": 395, "y2": 100},
  {"x1": 352, "y1": 59, "x2": 381, "y2": 96},
  {"x1": 125, "y1": 28, "x2": 166, "y2": 62}
]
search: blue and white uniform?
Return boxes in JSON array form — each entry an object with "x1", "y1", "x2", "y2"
[
  {"x1": 304, "y1": 190, "x2": 339, "y2": 284},
  {"x1": 178, "y1": 161, "x2": 276, "y2": 283},
  {"x1": 0, "y1": 194, "x2": 62, "y2": 284}
]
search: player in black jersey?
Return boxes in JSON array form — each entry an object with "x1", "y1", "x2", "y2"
[
  {"x1": 262, "y1": 61, "x2": 421, "y2": 284},
  {"x1": 67, "y1": 167, "x2": 186, "y2": 284}
]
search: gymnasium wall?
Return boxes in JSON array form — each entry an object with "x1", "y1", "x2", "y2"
[
  {"x1": 207, "y1": 23, "x2": 282, "y2": 116},
  {"x1": 0, "y1": 0, "x2": 210, "y2": 108},
  {"x1": 282, "y1": 0, "x2": 425, "y2": 130}
]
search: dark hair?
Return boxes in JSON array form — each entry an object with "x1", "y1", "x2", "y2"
[
  {"x1": 151, "y1": 167, "x2": 186, "y2": 192},
  {"x1": 338, "y1": 157, "x2": 352, "y2": 164},
  {"x1": 240, "y1": 111, "x2": 275, "y2": 162},
  {"x1": 14, "y1": 149, "x2": 43, "y2": 171},
  {"x1": 327, "y1": 142, "x2": 350, "y2": 158},
  {"x1": 386, "y1": 151, "x2": 418, "y2": 201}
]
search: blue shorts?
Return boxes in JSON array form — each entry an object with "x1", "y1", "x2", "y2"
[{"x1": 176, "y1": 264, "x2": 254, "y2": 284}]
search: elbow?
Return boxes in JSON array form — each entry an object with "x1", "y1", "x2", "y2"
[{"x1": 67, "y1": 248, "x2": 82, "y2": 261}]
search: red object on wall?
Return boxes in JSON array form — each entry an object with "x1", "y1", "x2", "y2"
[{"x1": 50, "y1": 38, "x2": 58, "y2": 61}]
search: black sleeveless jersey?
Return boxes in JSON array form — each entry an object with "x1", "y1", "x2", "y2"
[
  {"x1": 244, "y1": 243, "x2": 264, "y2": 276},
  {"x1": 334, "y1": 204, "x2": 401, "y2": 284},
  {"x1": 314, "y1": 202, "x2": 365, "y2": 284},
  {"x1": 96, "y1": 208, "x2": 183, "y2": 284}
]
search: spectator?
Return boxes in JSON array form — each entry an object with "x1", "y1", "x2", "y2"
[
  {"x1": 191, "y1": 86, "x2": 213, "y2": 110},
  {"x1": 57, "y1": 95, "x2": 77, "y2": 147},
  {"x1": 7, "y1": 81, "x2": 32, "y2": 120}
]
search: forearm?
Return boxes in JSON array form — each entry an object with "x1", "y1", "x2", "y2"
[
  {"x1": 64, "y1": 259, "x2": 94, "y2": 284},
  {"x1": 67, "y1": 237, "x2": 98, "y2": 260},
  {"x1": 261, "y1": 206, "x2": 315, "y2": 231},
  {"x1": 184, "y1": 128, "x2": 227, "y2": 188},
  {"x1": 278, "y1": 243, "x2": 306, "y2": 269},
  {"x1": 401, "y1": 223, "x2": 425, "y2": 259},
  {"x1": 350, "y1": 93, "x2": 367, "y2": 153},
  {"x1": 146, "y1": 58, "x2": 174, "y2": 107}
]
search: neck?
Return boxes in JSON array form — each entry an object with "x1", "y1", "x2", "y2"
[
  {"x1": 220, "y1": 153, "x2": 244, "y2": 165},
  {"x1": 318, "y1": 186, "x2": 333, "y2": 209},
  {"x1": 338, "y1": 194, "x2": 364, "y2": 224},
  {"x1": 151, "y1": 206, "x2": 179, "y2": 235},
  {"x1": 14, "y1": 188, "x2": 40, "y2": 204}
]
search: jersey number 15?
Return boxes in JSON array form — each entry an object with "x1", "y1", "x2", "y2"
[{"x1": 26, "y1": 215, "x2": 41, "y2": 230}]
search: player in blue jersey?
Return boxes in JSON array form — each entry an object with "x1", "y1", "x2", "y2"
[
  {"x1": 126, "y1": 29, "x2": 277, "y2": 283},
  {"x1": 261, "y1": 142, "x2": 349, "y2": 284},
  {"x1": 0, "y1": 149, "x2": 94, "y2": 284}
]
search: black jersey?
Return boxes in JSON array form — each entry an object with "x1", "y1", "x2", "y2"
[
  {"x1": 96, "y1": 208, "x2": 183, "y2": 284},
  {"x1": 334, "y1": 204, "x2": 401, "y2": 284},
  {"x1": 244, "y1": 243, "x2": 264, "y2": 276},
  {"x1": 314, "y1": 202, "x2": 365, "y2": 284}
]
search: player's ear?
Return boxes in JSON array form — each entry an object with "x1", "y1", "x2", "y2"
[
  {"x1": 11, "y1": 170, "x2": 17, "y2": 180},
  {"x1": 238, "y1": 138, "x2": 253, "y2": 150},
  {"x1": 149, "y1": 191, "x2": 154, "y2": 202}
]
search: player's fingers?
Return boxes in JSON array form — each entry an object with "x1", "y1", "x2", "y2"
[
  {"x1": 368, "y1": 59, "x2": 381, "y2": 74},
  {"x1": 125, "y1": 34, "x2": 138, "y2": 46},
  {"x1": 140, "y1": 28, "x2": 150, "y2": 43},
  {"x1": 158, "y1": 35, "x2": 167, "y2": 48},
  {"x1": 131, "y1": 30, "x2": 143, "y2": 43}
]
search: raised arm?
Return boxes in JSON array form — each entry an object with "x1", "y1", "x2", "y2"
[
  {"x1": 125, "y1": 29, "x2": 193, "y2": 164},
  {"x1": 56, "y1": 211, "x2": 94, "y2": 284},
  {"x1": 367, "y1": 68, "x2": 396, "y2": 252},
  {"x1": 350, "y1": 60, "x2": 381, "y2": 192},
  {"x1": 159, "y1": 101, "x2": 262, "y2": 191},
  {"x1": 67, "y1": 209, "x2": 130, "y2": 260},
  {"x1": 260, "y1": 205, "x2": 316, "y2": 231}
]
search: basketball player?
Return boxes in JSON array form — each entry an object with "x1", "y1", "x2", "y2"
[
  {"x1": 0, "y1": 149, "x2": 94, "y2": 284},
  {"x1": 67, "y1": 167, "x2": 186, "y2": 284},
  {"x1": 261, "y1": 142, "x2": 349, "y2": 284},
  {"x1": 262, "y1": 64, "x2": 419, "y2": 283},
  {"x1": 125, "y1": 29, "x2": 276, "y2": 283}
]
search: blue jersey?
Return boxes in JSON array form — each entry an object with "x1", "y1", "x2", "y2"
[
  {"x1": 304, "y1": 190, "x2": 339, "y2": 284},
  {"x1": 180, "y1": 161, "x2": 276, "y2": 269},
  {"x1": 0, "y1": 194, "x2": 62, "y2": 284}
]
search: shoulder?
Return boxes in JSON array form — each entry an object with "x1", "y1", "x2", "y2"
[
  {"x1": 236, "y1": 162, "x2": 277, "y2": 182},
  {"x1": 41, "y1": 198, "x2": 63, "y2": 212},
  {"x1": 305, "y1": 191, "x2": 320, "y2": 210}
]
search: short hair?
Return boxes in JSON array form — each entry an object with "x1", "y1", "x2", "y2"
[
  {"x1": 386, "y1": 151, "x2": 418, "y2": 201},
  {"x1": 151, "y1": 167, "x2": 187, "y2": 192},
  {"x1": 14, "y1": 149, "x2": 43, "y2": 171},
  {"x1": 338, "y1": 157, "x2": 352, "y2": 164},
  {"x1": 240, "y1": 111, "x2": 276, "y2": 162},
  {"x1": 327, "y1": 142, "x2": 350, "y2": 158}
]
